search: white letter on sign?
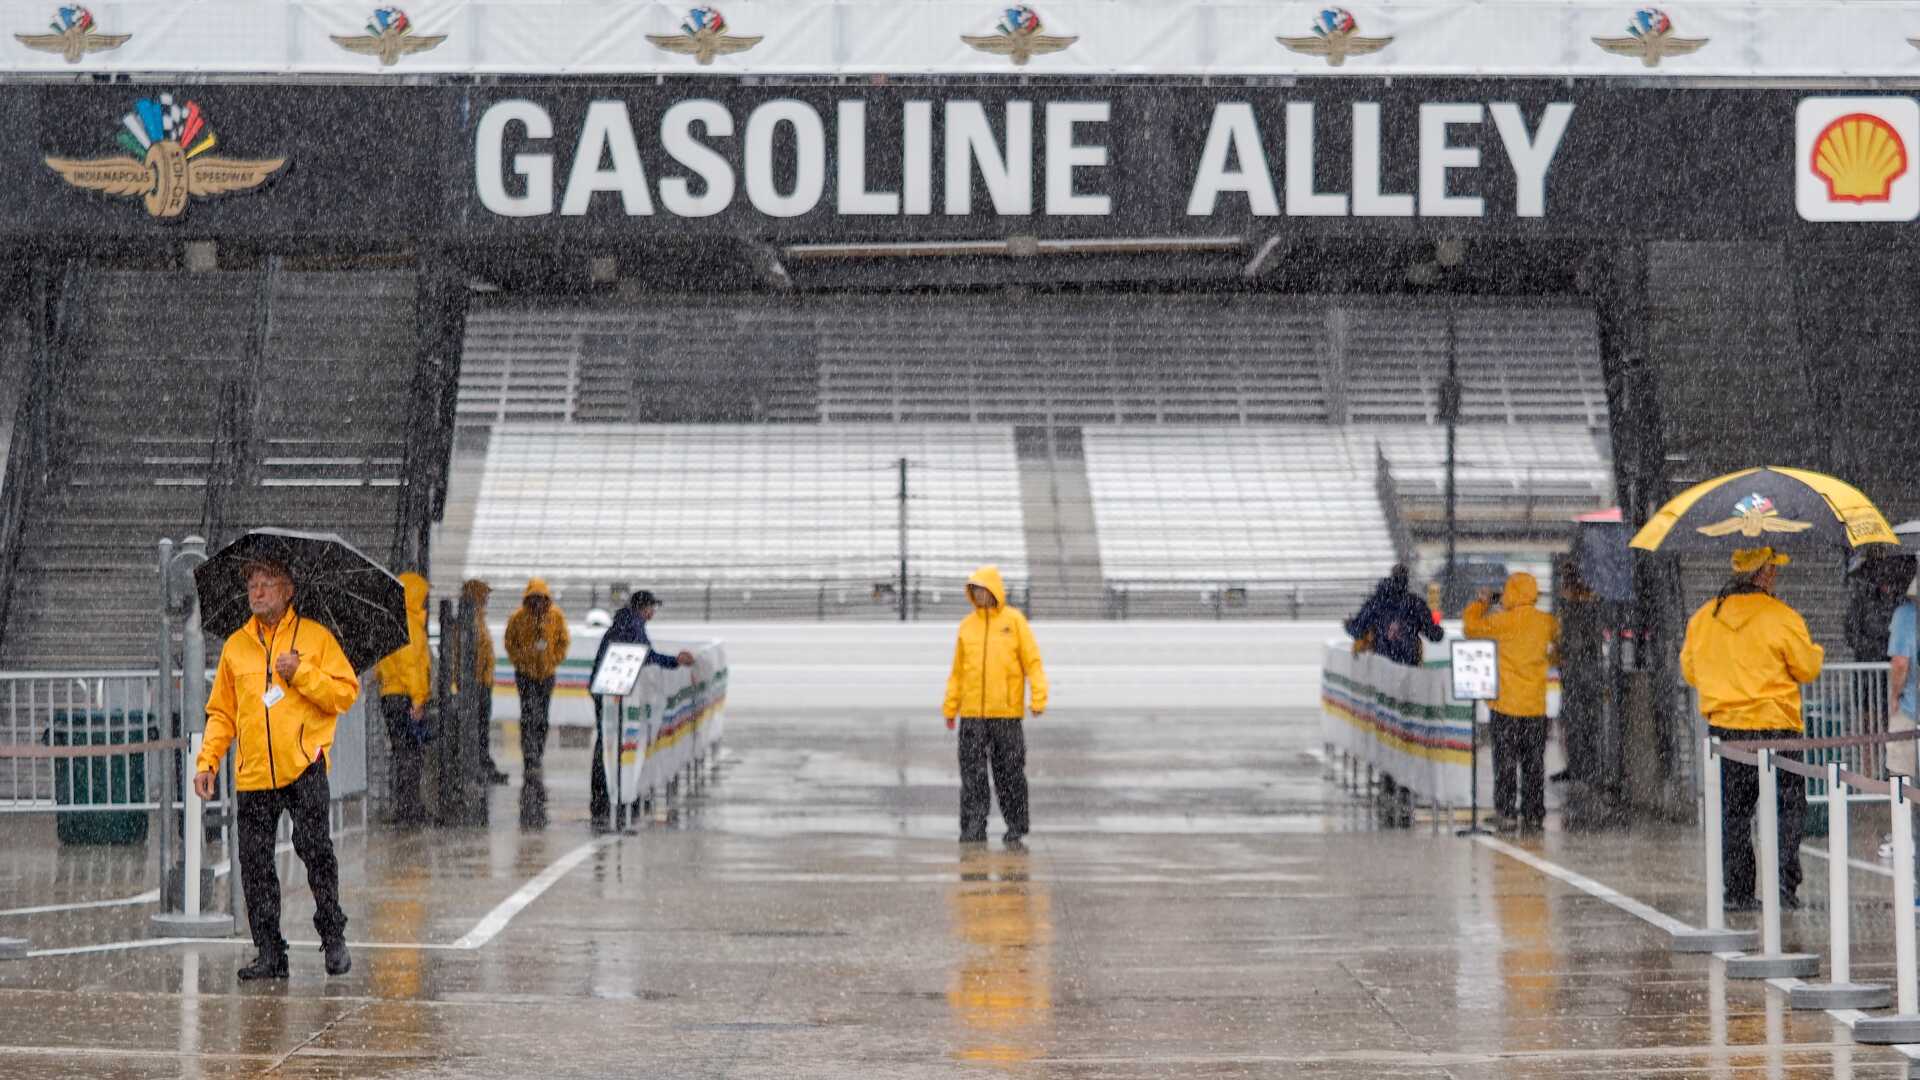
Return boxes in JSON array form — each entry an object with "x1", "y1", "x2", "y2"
[
  {"x1": 1490, "y1": 102, "x2": 1573, "y2": 218},
  {"x1": 1285, "y1": 102, "x2": 1347, "y2": 217},
  {"x1": 945, "y1": 101, "x2": 1033, "y2": 216},
  {"x1": 1186, "y1": 103, "x2": 1278, "y2": 216},
  {"x1": 1419, "y1": 103, "x2": 1483, "y2": 218},
  {"x1": 837, "y1": 100, "x2": 899, "y2": 215},
  {"x1": 561, "y1": 101, "x2": 653, "y2": 216},
  {"x1": 659, "y1": 99, "x2": 735, "y2": 218},
  {"x1": 1045, "y1": 102, "x2": 1110, "y2": 216},
  {"x1": 1351, "y1": 103, "x2": 1413, "y2": 217},
  {"x1": 476, "y1": 99, "x2": 554, "y2": 217},
  {"x1": 746, "y1": 100, "x2": 826, "y2": 218}
]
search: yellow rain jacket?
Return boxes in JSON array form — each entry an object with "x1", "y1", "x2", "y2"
[
  {"x1": 1463, "y1": 573, "x2": 1561, "y2": 719},
  {"x1": 504, "y1": 578, "x2": 570, "y2": 681},
  {"x1": 198, "y1": 609, "x2": 362, "y2": 792},
  {"x1": 943, "y1": 566, "x2": 1048, "y2": 721},
  {"x1": 1681, "y1": 591, "x2": 1824, "y2": 732},
  {"x1": 373, "y1": 573, "x2": 431, "y2": 707}
]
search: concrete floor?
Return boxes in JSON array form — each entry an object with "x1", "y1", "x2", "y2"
[{"x1": 0, "y1": 705, "x2": 1911, "y2": 1078}]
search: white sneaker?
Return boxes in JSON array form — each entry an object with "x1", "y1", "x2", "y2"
[{"x1": 1881, "y1": 835, "x2": 1897, "y2": 862}]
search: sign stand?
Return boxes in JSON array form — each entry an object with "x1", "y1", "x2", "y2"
[
  {"x1": 1450, "y1": 639, "x2": 1499, "y2": 838},
  {"x1": 591, "y1": 644, "x2": 651, "y2": 833}
]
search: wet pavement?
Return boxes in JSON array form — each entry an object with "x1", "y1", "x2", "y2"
[{"x1": 0, "y1": 706, "x2": 1912, "y2": 1078}]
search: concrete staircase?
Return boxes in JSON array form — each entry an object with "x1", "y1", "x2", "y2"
[{"x1": 1015, "y1": 427, "x2": 1106, "y2": 619}]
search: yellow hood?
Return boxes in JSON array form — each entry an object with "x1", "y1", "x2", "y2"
[
  {"x1": 400, "y1": 572, "x2": 430, "y2": 621},
  {"x1": 966, "y1": 565, "x2": 1008, "y2": 607},
  {"x1": 1502, "y1": 572, "x2": 1540, "y2": 609},
  {"x1": 523, "y1": 578, "x2": 553, "y2": 601}
]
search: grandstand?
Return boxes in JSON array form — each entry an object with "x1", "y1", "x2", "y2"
[
  {"x1": 447, "y1": 296, "x2": 1610, "y2": 619},
  {"x1": 0, "y1": 264, "x2": 451, "y2": 670},
  {"x1": 463, "y1": 424, "x2": 1027, "y2": 619}
]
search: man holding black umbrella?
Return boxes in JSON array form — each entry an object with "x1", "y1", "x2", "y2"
[{"x1": 193, "y1": 558, "x2": 360, "y2": 979}]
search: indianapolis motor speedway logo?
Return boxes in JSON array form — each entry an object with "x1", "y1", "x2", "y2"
[
  {"x1": 646, "y1": 7, "x2": 762, "y2": 65},
  {"x1": 1277, "y1": 9, "x2": 1393, "y2": 67},
  {"x1": 962, "y1": 6, "x2": 1077, "y2": 66},
  {"x1": 1592, "y1": 8, "x2": 1707, "y2": 67},
  {"x1": 43, "y1": 95, "x2": 287, "y2": 220},
  {"x1": 14, "y1": 6, "x2": 128, "y2": 63},
  {"x1": 331, "y1": 7, "x2": 446, "y2": 66},
  {"x1": 1695, "y1": 494, "x2": 1813, "y2": 538}
]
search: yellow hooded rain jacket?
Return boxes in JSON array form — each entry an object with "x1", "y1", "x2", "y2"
[
  {"x1": 1462, "y1": 572, "x2": 1561, "y2": 719},
  {"x1": 373, "y1": 572, "x2": 431, "y2": 707},
  {"x1": 1681, "y1": 591, "x2": 1824, "y2": 732},
  {"x1": 943, "y1": 566, "x2": 1048, "y2": 721},
  {"x1": 198, "y1": 609, "x2": 362, "y2": 792},
  {"x1": 504, "y1": 578, "x2": 570, "y2": 681}
]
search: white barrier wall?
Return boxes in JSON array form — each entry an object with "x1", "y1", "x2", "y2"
[
  {"x1": 1321, "y1": 643, "x2": 1477, "y2": 806},
  {"x1": 610, "y1": 640, "x2": 727, "y2": 805}
]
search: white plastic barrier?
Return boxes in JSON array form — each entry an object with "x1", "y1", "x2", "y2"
[
  {"x1": 1320, "y1": 644, "x2": 1475, "y2": 807},
  {"x1": 609, "y1": 641, "x2": 728, "y2": 808}
]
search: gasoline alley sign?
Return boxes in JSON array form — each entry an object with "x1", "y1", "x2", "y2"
[{"x1": 468, "y1": 87, "x2": 1582, "y2": 235}]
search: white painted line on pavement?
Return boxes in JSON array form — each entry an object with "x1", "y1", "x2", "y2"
[
  {"x1": 450, "y1": 835, "x2": 617, "y2": 950},
  {"x1": 1477, "y1": 835, "x2": 1920, "y2": 1062},
  {"x1": 1473, "y1": 835, "x2": 1696, "y2": 936},
  {"x1": 17, "y1": 834, "x2": 618, "y2": 959},
  {"x1": 1, "y1": 832, "x2": 333, "y2": 920}
]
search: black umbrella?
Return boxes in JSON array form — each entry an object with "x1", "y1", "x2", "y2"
[{"x1": 193, "y1": 529, "x2": 407, "y2": 673}]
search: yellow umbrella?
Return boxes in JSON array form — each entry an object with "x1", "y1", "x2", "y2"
[{"x1": 1630, "y1": 466, "x2": 1899, "y2": 554}]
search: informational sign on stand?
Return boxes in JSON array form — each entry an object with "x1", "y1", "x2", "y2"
[
  {"x1": 590, "y1": 643, "x2": 651, "y2": 696},
  {"x1": 1450, "y1": 640, "x2": 1500, "y2": 702}
]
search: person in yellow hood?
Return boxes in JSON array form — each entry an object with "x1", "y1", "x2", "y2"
[
  {"x1": 374, "y1": 572, "x2": 432, "y2": 826},
  {"x1": 504, "y1": 578, "x2": 570, "y2": 781},
  {"x1": 192, "y1": 560, "x2": 359, "y2": 981},
  {"x1": 462, "y1": 579, "x2": 508, "y2": 786},
  {"x1": 1681, "y1": 547, "x2": 1823, "y2": 911},
  {"x1": 1465, "y1": 572, "x2": 1560, "y2": 832},
  {"x1": 942, "y1": 566, "x2": 1047, "y2": 845}
]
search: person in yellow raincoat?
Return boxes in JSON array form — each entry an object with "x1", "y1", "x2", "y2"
[
  {"x1": 373, "y1": 572, "x2": 431, "y2": 826},
  {"x1": 504, "y1": 578, "x2": 570, "y2": 782},
  {"x1": 942, "y1": 566, "x2": 1047, "y2": 845},
  {"x1": 192, "y1": 559, "x2": 360, "y2": 980},
  {"x1": 1681, "y1": 547, "x2": 1824, "y2": 911},
  {"x1": 1464, "y1": 572, "x2": 1560, "y2": 833}
]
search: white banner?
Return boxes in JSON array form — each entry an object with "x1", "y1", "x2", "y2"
[
  {"x1": 6, "y1": 2, "x2": 1920, "y2": 77},
  {"x1": 614, "y1": 639, "x2": 727, "y2": 805},
  {"x1": 1321, "y1": 642, "x2": 1477, "y2": 807}
]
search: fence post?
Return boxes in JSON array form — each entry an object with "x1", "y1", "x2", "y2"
[
  {"x1": 703, "y1": 581, "x2": 712, "y2": 622},
  {"x1": 1672, "y1": 738, "x2": 1757, "y2": 952},
  {"x1": 1854, "y1": 775, "x2": 1920, "y2": 1042},
  {"x1": 1725, "y1": 749, "x2": 1819, "y2": 977},
  {"x1": 1790, "y1": 764, "x2": 1891, "y2": 1008}
]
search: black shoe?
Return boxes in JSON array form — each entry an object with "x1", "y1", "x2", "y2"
[
  {"x1": 490, "y1": 769, "x2": 510, "y2": 786},
  {"x1": 1779, "y1": 892, "x2": 1804, "y2": 912},
  {"x1": 1003, "y1": 830, "x2": 1027, "y2": 845},
  {"x1": 237, "y1": 953, "x2": 289, "y2": 981},
  {"x1": 323, "y1": 939, "x2": 351, "y2": 976},
  {"x1": 1548, "y1": 770, "x2": 1570, "y2": 783},
  {"x1": 960, "y1": 834, "x2": 987, "y2": 844},
  {"x1": 1724, "y1": 895, "x2": 1762, "y2": 913}
]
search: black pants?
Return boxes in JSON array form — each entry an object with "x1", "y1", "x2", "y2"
[
  {"x1": 1490, "y1": 712, "x2": 1549, "y2": 825},
  {"x1": 515, "y1": 674, "x2": 554, "y2": 777},
  {"x1": 236, "y1": 760, "x2": 346, "y2": 957},
  {"x1": 958, "y1": 719, "x2": 1028, "y2": 841},
  {"x1": 1713, "y1": 726, "x2": 1806, "y2": 902},
  {"x1": 381, "y1": 695, "x2": 426, "y2": 825},
  {"x1": 589, "y1": 693, "x2": 613, "y2": 823}
]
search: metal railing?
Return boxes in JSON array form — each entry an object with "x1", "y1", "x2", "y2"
[
  {"x1": 1802, "y1": 661, "x2": 1893, "y2": 807},
  {"x1": 0, "y1": 671, "x2": 180, "y2": 812}
]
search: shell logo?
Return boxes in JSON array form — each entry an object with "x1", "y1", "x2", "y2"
[
  {"x1": 1811, "y1": 113, "x2": 1907, "y2": 203},
  {"x1": 1797, "y1": 97, "x2": 1920, "y2": 222}
]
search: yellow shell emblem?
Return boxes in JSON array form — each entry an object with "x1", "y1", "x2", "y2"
[{"x1": 1811, "y1": 113, "x2": 1908, "y2": 203}]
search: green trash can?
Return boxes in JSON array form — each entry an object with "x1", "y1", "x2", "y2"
[{"x1": 44, "y1": 711, "x2": 161, "y2": 846}]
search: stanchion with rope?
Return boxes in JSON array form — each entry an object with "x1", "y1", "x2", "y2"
[
  {"x1": 1853, "y1": 773, "x2": 1920, "y2": 1043},
  {"x1": 1723, "y1": 746, "x2": 1820, "y2": 979},
  {"x1": 1672, "y1": 736, "x2": 1759, "y2": 954},
  {"x1": 1790, "y1": 761, "x2": 1892, "y2": 1009}
]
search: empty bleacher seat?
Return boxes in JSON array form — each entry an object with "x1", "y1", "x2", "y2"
[{"x1": 463, "y1": 424, "x2": 1028, "y2": 603}]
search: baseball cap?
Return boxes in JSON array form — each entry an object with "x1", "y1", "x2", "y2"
[{"x1": 1731, "y1": 547, "x2": 1791, "y2": 574}]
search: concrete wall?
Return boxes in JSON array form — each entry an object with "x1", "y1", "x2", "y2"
[{"x1": 646, "y1": 619, "x2": 1341, "y2": 715}]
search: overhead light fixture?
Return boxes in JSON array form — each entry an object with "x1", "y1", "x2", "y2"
[
  {"x1": 782, "y1": 236, "x2": 1244, "y2": 261},
  {"x1": 1434, "y1": 238, "x2": 1466, "y2": 268},
  {"x1": 589, "y1": 255, "x2": 617, "y2": 284}
]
